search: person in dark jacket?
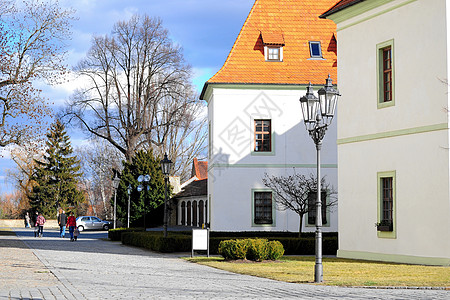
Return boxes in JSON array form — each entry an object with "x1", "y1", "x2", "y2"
[{"x1": 58, "y1": 210, "x2": 68, "y2": 238}]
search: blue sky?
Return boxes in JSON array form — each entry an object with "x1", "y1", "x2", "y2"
[{"x1": 0, "y1": 0, "x2": 255, "y2": 194}]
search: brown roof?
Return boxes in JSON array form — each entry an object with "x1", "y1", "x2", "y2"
[
  {"x1": 173, "y1": 179, "x2": 207, "y2": 198},
  {"x1": 203, "y1": 0, "x2": 338, "y2": 90},
  {"x1": 191, "y1": 158, "x2": 208, "y2": 180},
  {"x1": 320, "y1": 0, "x2": 366, "y2": 18}
]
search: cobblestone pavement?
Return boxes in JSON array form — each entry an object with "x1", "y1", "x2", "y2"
[{"x1": 0, "y1": 228, "x2": 448, "y2": 299}]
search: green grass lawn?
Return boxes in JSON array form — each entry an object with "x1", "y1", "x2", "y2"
[{"x1": 187, "y1": 256, "x2": 450, "y2": 287}]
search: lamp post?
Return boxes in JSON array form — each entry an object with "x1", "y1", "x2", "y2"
[
  {"x1": 127, "y1": 184, "x2": 132, "y2": 228},
  {"x1": 160, "y1": 153, "x2": 173, "y2": 238},
  {"x1": 137, "y1": 174, "x2": 151, "y2": 230},
  {"x1": 299, "y1": 75, "x2": 340, "y2": 283},
  {"x1": 112, "y1": 173, "x2": 120, "y2": 229}
]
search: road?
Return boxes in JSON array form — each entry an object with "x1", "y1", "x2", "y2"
[{"x1": 0, "y1": 228, "x2": 448, "y2": 299}]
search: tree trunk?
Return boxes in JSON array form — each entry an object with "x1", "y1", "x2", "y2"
[{"x1": 298, "y1": 214, "x2": 304, "y2": 238}]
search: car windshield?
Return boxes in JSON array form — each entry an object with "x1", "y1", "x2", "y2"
[{"x1": 93, "y1": 217, "x2": 101, "y2": 222}]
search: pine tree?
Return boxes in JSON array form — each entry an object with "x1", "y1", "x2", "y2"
[
  {"x1": 28, "y1": 120, "x2": 84, "y2": 218},
  {"x1": 116, "y1": 150, "x2": 167, "y2": 227}
]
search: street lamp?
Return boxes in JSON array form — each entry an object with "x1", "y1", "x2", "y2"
[
  {"x1": 137, "y1": 174, "x2": 150, "y2": 229},
  {"x1": 112, "y1": 173, "x2": 120, "y2": 229},
  {"x1": 127, "y1": 184, "x2": 132, "y2": 228},
  {"x1": 299, "y1": 75, "x2": 340, "y2": 283},
  {"x1": 160, "y1": 153, "x2": 173, "y2": 238}
]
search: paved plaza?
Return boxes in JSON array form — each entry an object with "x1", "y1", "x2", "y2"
[{"x1": 0, "y1": 228, "x2": 448, "y2": 299}]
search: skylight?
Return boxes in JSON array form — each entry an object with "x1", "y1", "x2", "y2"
[{"x1": 309, "y1": 41, "x2": 323, "y2": 58}]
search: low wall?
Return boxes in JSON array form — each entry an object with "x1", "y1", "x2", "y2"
[{"x1": 0, "y1": 219, "x2": 59, "y2": 228}]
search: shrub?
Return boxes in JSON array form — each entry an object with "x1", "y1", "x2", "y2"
[
  {"x1": 218, "y1": 239, "x2": 248, "y2": 260},
  {"x1": 218, "y1": 238, "x2": 284, "y2": 261},
  {"x1": 246, "y1": 239, "x2": 269, "y2": 261},
  {"x1": 266, "y1": 240, "x2": 285, "y2": 260}
]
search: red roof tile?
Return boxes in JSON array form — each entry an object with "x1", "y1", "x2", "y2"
[
  {"x1": 191, "y1": 158, "x2": 208, "y2": 180},
  {"x1": 206, "y1": 0, "x2": 339, "y2": 86}
]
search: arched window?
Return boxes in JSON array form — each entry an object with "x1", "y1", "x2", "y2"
[
  {"x1": 187, "y1": 202, "x2": 191, "y2": 226},
  {"x1": 198, "y1": 200, "x2": 204, "y2": 227},
  {"x1": 180, "y1": 201, "x2": 186, "y2": 226},
  {"x1": 193, "y1": 201, "x2": 198, "y2": 227}
]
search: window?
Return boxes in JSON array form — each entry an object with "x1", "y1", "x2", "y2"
[
  {"x1": 254, "y1": 120, "x2": 271, "y2": 152},
  {"x1": 382, "y1": 47, "x2": 392, "y2": 102},
  {"x1": 377, "y1": 40, "x2": 395, "y2": 108},
  {"x1": 180, "y1": 201, "x2": 186, "y2": 225},
  {"x1": 193, "y1": 201, "x2": 198, "y2": 227},
  {"x1": 377, "y1": 171, "x2": 396, "y2": 238},
  {"x1": 309, "y1": 41, "x2": 323, "y2": 58},
  {"x1": 254, "y1": 191, "x2": 273, "y2": 224},
  {"x1": 307, "y1": 190, "x2": 328, "y2": 225},
  {"x1": 268, "y1": 47, "x2": 280, "y2": 60},
  {"x1": 380, "y1": 177, "x2": 393, "y2": 228}
]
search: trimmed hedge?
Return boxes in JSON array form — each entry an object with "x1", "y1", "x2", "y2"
[
  {"x1": 218, "y1": 238, "x2": 284, "y2": 261},
  {"x1": 108, "y1": 228, "x2": 145, "y2": 241},
  {"x1": 112, "y1": 230, "x2": 338, "y2": 256}
]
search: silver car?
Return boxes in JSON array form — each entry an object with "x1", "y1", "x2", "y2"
[{"x1": 76, "y1": 216, "x2": 111, "y2": 231}]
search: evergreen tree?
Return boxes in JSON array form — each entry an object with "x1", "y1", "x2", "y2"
[
  {"x1": 115, "y1": 150, "x2": 167, "y2": 227},
  {"x1": 28, "y1": 120, "x2": 84, "y2": 218}
]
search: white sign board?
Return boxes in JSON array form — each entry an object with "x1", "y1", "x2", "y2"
[{"x1": 192, "y1": 229, "x2": 209, "y2": 257}]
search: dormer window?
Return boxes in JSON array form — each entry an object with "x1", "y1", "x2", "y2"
[
  {"x1": 261, "y1": 31, "x2": 284, "y2": 62},
  {"x1": 309, "y1": 41, "x2": 323, "y2": 59},
  {"x1": 267, "y1": 47, "x2": 281, "y2": 61}
]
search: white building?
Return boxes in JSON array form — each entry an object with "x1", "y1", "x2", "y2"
[
  {"x1": 200, "y1": 0, "x2": 339, "y2": 233},
  {"x1": 321, "y1": 0, "x2": 450, "y2": 265}
]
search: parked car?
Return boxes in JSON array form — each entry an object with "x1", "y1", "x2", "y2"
[{"x1": 76, "y1": 216, "x2": 111, "y2": 231}]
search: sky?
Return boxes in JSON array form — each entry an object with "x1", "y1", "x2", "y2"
[{"x1": 0, "y1": 0, "x2": 255, "y2": 195}]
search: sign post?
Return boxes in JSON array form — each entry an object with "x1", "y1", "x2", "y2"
[{"x1": 192, "y1": 229, "x2": 209, "y2": 257}]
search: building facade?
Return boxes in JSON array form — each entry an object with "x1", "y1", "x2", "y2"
[
  {"x1": 322, "y1": 0, "x2": 450, "y2": 265},
  {"x1": 201, "y1": 0, "x2": 339, "y2": 233}
]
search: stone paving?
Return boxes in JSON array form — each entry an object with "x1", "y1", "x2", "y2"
[{"x1": 0, "y1": 227, "x2": 448, "y2": 299}]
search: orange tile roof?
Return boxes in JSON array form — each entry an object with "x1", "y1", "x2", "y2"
[
  {"x1": 191, "y1": 158, "x2": 208, "y2": 180},
  {"x1": 206, "y1": 0, "x2": 339, "y2": 86}
]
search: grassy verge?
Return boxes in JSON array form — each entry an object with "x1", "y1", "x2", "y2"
[{"x1": 186, "y1": 256, "x2": 450, "y2": 287}]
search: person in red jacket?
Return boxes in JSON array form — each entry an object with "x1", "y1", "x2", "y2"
[{"x1": 66, "y1": 211, "x2": 77, "y2": 242}]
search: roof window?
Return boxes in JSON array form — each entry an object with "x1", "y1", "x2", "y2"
[{"x1": 309, "y1": 41, "x2": 323, "y2": 59}]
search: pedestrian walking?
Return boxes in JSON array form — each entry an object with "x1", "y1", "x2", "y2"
[
  {"x1": 24, "y1": 212, "x2": 31, "y2": 228},
  {"x1": 35, "y1": 212, "x2": 46, "y2": 237},
  {"x1": 66, "y1": 211, "x2": 77, "y2": 242},
  {"x1": 73, "y1": 227, "x2": 80, "y2": 241},
  {"x1": 58, "y1": 210, "x2": 68, "y2": 238}
]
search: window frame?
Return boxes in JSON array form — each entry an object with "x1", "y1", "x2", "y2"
[
  {"x1": 253, "y1": 119, "x2": 272, "y2": 153},
  {"x1": 264, "y1": 45, "x2": 283, "y2": 62},
  {"x1": 377, "y1": 40, "x2": 395, "y2": 108},
  {"x1": 252, "y1": 189, "x2": 275, "y2": 227},
  {"x1": 306, "y1": 190, "x2": 329, "y2": 226},
  {"x1": 308, "y1": 41, "x2": 324, "y2": 59},
  {"x1": 377, "y1": 171, "x2": 396, "y2": 238}
]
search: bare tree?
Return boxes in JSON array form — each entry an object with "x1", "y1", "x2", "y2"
[
  {"x1": 63, "y1": 15, "x2": 206, "y2": 175},
  {"x1": 262, "y1": 172, "x2": 337, "y2": 237},
  {"x1": 75, "y1": 139, "x2": 123, "y2": 220},
  {"x1": 0, "y1": 0, "x2": 75, "y2": 147}
]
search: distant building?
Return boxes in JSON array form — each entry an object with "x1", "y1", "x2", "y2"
[
  {"x1": 200, "y1": 0, "x2": 339, "y2": 232},
  {"x1": 171, "y1": 158, "x2": 208, "y2": 227},
  {"x1": 321, "y1": 0, "x2": 450, "y2": 265}
]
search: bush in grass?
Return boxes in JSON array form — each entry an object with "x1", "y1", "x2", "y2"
[
  {"x1": 218, "y1": 238, "x2": 284, "y2": 261},
  {"x1": 266, "y1": 240, "x2": 285, "y2": 260},
  {"x1": 218, "y1": 239, "x2": 248, "y2": 260},
  {"x1": 246, "y1": 239, "x2": 269, "y2": 261}
]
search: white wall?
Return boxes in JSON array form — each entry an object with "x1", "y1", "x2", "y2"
[
  {"x1": 335, "y1": 0, "x2": 450, "y2": 264},
  {"x1": 207, "y1": 86, "x2": 338, "y2": 232}
]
